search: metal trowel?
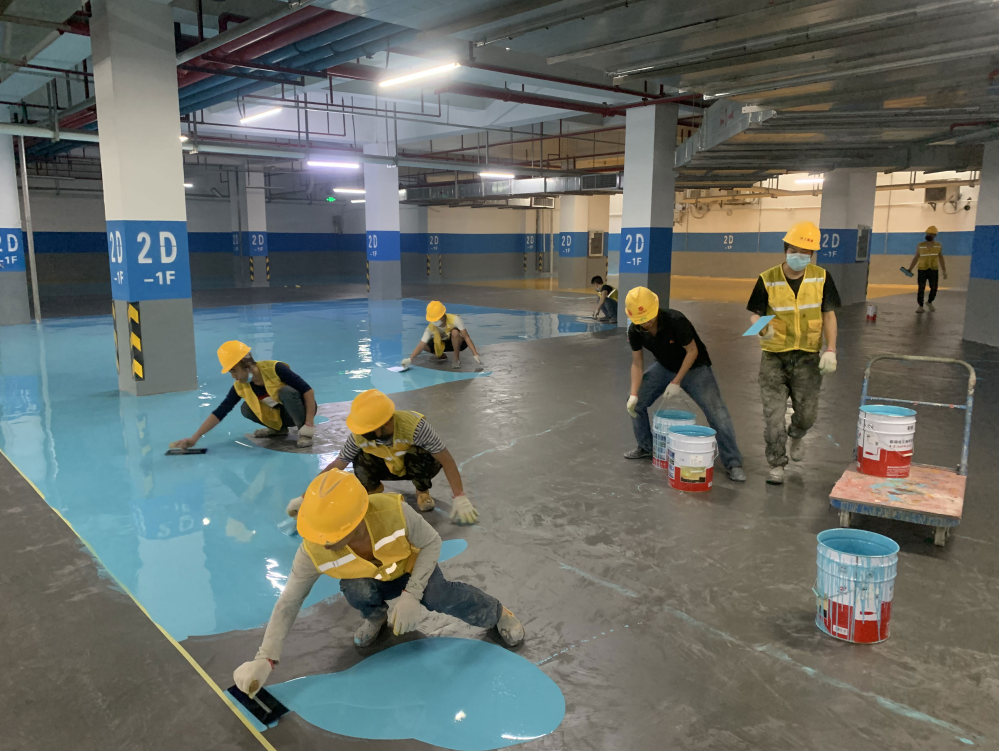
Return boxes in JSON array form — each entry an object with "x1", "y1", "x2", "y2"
[{"x1": 226, "y1": 685, "x2": 289, "y2": 726}]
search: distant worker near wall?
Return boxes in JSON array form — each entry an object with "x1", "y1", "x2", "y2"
[
  {"x1": 747, "y1": 221, "x2": 841, "y2": 485},
  {"x1": 905, "y1": 225, "x2": 948, "y2": 313},
  {"x1": 171, "y1": 341, "x2": 317, "y2": 450},
  {"x1": 591, "y1": 275, "x2": 618, "y2": 323},
  {"x1": 402, "y1": 301, "x2": 483, "y2": 370}
]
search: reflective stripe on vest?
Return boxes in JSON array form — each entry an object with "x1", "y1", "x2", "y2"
[
  {"x1": 302, "y1": 493, "x2": 420, "y2": 581},
  {"x1": 917, "y1": 241, "x2": 941, "y2": 270},
  {"x1": 427, "y1": 314, "x2": 458, "y2": 357},
  {"x1": 233, "y1": 360, "x2": 286, "y2": 430},
  {"x1": 759, "y1": 264, "x2": 826, "y2": 353},
  {"x1": 352, "y1": 410, "x2": 424, "y2": 476}
]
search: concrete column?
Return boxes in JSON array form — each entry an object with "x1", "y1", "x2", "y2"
[
  {"x1": 557, "y1": 195, "x2": 589, "y2": 289},
  {"x1": 620, "y1": 102, "x2": 678, "y2": 325},
  {"x1": 608, "y1": 193, "x2": 622, "y2": 277},
  {"x1": 242, "y1": 171, "x2": 269, "y2": 287},
  {"x1": 363, "y1": 143, "x2": 401, "y2": 300},
  {"x1": 228, "y1": 169, "x2": 246, "y2": 287},
  {"x1": 964, "y1": 141, "x2": 999, "y2": 346},
  {"x1": 818, "y1": 171, "x2": 876, "y2": 306},
  {"x1": 0, "y1": 109, "x2": 29, "y2": 325},
  {"x1": 93, "y1": 0, "x2": 196, "y2": 395}
]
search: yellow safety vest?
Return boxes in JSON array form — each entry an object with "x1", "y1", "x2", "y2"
[
  {"x1": 426, "y1": 314, "x2": 459, "y2": 357},
  {"x1": 917, "y1": 241, "x2": 941, "y2": 270},
  {"x1": 302, "y1": 493, "x2": 419, "y2": 581},
  {"x1": 759, "y1": 264, "x2": 826, "y2": 353},
  {"x1": 601, "y1": 287, "x2": 618, "y2": 302},
  {"x1": 233, "y1": 360, "x2": 286, "y2": 430},
  {"x1": 351, "y1": 410, "x2": 424, "y2": 476}
]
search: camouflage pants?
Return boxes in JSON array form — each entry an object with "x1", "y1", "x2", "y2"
[
  {"x1": 759, "y1": 350, "x2": 822, "y2": 468},
  {"x1": 352, "y1": 446, "x2": 442, "y2": 492}
]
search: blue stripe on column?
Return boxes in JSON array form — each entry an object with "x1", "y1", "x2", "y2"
[
  {"x1": 816, "y1": 228, "x2": 859, "y2": 265},
  {"x1": 241, "y1": 231, "x2": 268, "y2": 257},
  {"x1": 557, "y1": 231, "x2": 589, "y2": 258},
  {"x1": 0, "y1": 228, "x2": 25, "y2": 272},
  {"x1": 620, "y1": 227, "x2": 672, "y2": 273},
  {"x1": 367, "y1": 230, "x2": 400, "y2": 262},
  {"x1": 970, "y1": 225, "x2": 999, "y2": 280}
]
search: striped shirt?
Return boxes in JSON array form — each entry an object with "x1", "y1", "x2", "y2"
[{"x1": 338, "y1": 418, "x2": 446, "y2": 463}]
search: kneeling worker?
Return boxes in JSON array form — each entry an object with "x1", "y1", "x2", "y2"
[
  {"x1": 171, "y1": 341, "x2": 317, "y2": 450},
  {"x1": 233, "y1": 470, "x2": 524, "y2": 697},
  {"x1": 591, "y1": 275, "x2": 618, "y2": 322},
  {"x1": 624, "y1": 287, "x2": 746, "y2": 482},
  {"x1": 402, "y1": 301, "x2": 482, "y2": 370}
]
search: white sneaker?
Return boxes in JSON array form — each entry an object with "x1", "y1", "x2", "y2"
[
  {"x1": 497, "y1": 607, "x2": 525, "y2": 647},
  {"x1": 254, "y1": 427, "x2": 288, "y2": 438},
  {"x1": 354, "y1": 614, "x2": 387, "y2": 647},
  {"x1": 926, "y1": 302, "x2": 936, "y2": 312},
  {"x1": 767, "y1": 466, "x2": 785, "y2": 485},
  {"x1": 789, "y1": 437, "x2": 805, "y2": 462},
  {"x1": 916, "y1": 306, "x2": 924, "y2": 314},
  {"x1": 416, "y1": 491, "x2": 435, "y2": 512}
]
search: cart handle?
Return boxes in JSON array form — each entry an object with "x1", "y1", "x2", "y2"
[{"x1": 860, "y1": 354, "x2": 976, "y2": 477}]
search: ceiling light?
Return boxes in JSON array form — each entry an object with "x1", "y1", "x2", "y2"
[
  {"x1": 480, "y1": 172, "x2": 514, "y2": 179},
  {"x1": 183, "y1": 183, "x2": 193, "y2": 188},
  {"x1": 333, "y1": 188, "x2": 365, "y2": 194},
  {"x1": 307, "y1": 160, "x2": 360, "y2": 169},
  {"x1": 179, "y1": 135, "x2": 189, "y2": 142},
  {"x1": 239, "y1": 107, "x2": 282, "y2": 124},
  {"x1": 379, "y1": 62, "x2": 460, "y2": 88},
  {"x1": 351, "y1": 199, "x2": 366, "y2": 204}
]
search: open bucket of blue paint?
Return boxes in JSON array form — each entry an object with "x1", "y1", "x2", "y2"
[
  {"x1": 652, "y1": 410, "x2": 695, "y2": 469},
  {"x1": 815, "y1": 528, "x2": 899, "y2": 644}
]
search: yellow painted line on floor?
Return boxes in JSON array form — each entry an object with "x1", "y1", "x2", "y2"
[{"x1": 0, "y1": 446, "x2": 278, "y2": 751}]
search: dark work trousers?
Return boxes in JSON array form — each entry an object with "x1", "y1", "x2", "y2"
[
  {"x1": 352, "y1": 447, "x2": 442, "y2": 492},
  {"x1": 240, "y1": 385, "x2": 307, "y2": 429},
  {"x1": 917, "y1": 268, "x2": 939, "y2": 306},
  {"x1": 759, "y1": 350, "x2": 822, "y2": 468}
]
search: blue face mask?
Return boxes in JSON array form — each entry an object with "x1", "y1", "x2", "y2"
[{"x1": 786, "y1": 253, "x2": 811, "y2": 271}]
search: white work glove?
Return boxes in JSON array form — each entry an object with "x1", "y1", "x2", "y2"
[
  {"x1": 759, "y1": 324, "x2": 775, "y2": 342},
  {"x1": 261, "y1": 396, "x2": 278, "y2": 408},
  {"x1": 473, "y1": 354, "x2": 482, "y2": 365},
  {"x1": 233, "y1": 659, "x2": 272, "y2": 698},
  {"x1": 401, "y1": 357, "x2": 412, "y2": 368},
  {"x1": 450, "y1": 494, "x2": 479, "y2": 524},
  {"x1": 387, "y1": 591, "x2": 422, "y2": 635},
  {"x1": 819, "y1": 350, "x2": 837, "y2": 375},
  {"x1": 626, "y1": 395, "x2": 639, "y2": 418},
  {"x1": 170, "y1": 437, "x2": 197, "y2": 449},
  {"x1": 286, "y1": 495, "x2": 304, "y2": 517},
  {"x1": 664, "y1": 382, "x2": 682, "y2": 400},
  {"x1": 298, "y1": 425, "x2": 315, "y2": 438}
]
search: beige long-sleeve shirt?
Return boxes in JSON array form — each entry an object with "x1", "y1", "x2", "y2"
[{"x1": 255, "y1": 503, "x2": 442, "y2": 663}]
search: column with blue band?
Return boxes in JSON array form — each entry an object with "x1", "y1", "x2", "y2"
[
  {"x1": 817, "y1": 171, "x2": 876, "y2": 306},
  {"x1": 242, "y1": 171, "x2": 269, "y2": 287},
  {"x1": 0, "y1": 109, "x2": 30, "y2": 325},
  {"x1": 364, "y1": 143, "x2": 402, "y2": 300},
  {"x1": 965, "y1": 141, "x2": 999, "y2": 345},
  {"x1": 557, "y1": 196, "x2": 591, "y2": 289}
]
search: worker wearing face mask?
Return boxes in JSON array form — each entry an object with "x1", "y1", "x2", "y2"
[
  {"x1": 746, "y1": 221, "x2": 841, "y2": 485},
  {"x1": 287, "y1": 389, "x2": 478, "y2": 523},
  {"x1": 905, "y1": 225, "x2": 948, "y2": 313},
  {"x1": 402, "y1": 301, "x2": 482, "y2": 370}
]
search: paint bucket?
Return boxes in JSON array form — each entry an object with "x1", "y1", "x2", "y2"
[
  {"x1": 866, "y1": 304, "x2": 877, "y2": 322},
  {"x1": 651, "y1": 410, "x2": 696, "y2": 469},
  {"x1": 815, "y1": 528, "x2": 898, "y2": 644},
  {"x1": 856, "y1": 405, "x2": 916, "y2": 478},
  {"x1": 666, "y1": 425, "x2": 716, "y2": 492}
]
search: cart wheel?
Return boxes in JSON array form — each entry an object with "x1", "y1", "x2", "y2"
[
  {"x1": 934, "y1": 527, "x2": 948, "y2": 547},
  {"x1": 839, "y1": 510, "x2": 851, "y2": 528}
]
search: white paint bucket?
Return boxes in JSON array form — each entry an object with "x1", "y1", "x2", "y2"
[
  {"x1": 652, "y1": 410, "x2": 696, "y2": 469},
  {"x1": 856, "y1": 405, "x2": 916, "y2": 478},
  {"x1": 667, "y1": 425, "x2": 716, "y2": 491}
]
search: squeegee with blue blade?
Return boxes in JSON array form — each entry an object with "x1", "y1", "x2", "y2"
[{"x1": 743, "y1": 315, "x2": 775, "y2": 337}]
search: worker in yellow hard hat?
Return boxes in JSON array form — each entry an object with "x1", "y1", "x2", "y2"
[
  {"x1": 287, "y1": 389, "x2": 477, "y2": 522},
  {"x1": 233, "y1": 470, "x2": 525, "y2": 698},
  {"x1": 624, "y1": 286, "x2": 745, "y2": 481},
  {"x1": 170, "y1": 341, "x2": 318, "y2": 450},
  {"x1": 747, "y1": 221, "x2": 841, "y2": 485},
  {"x1": 905, "y1": 225, "x2": 948, "y2": 313},
  {"x1": 401, "y1": 301, "x2": 483, "y2": 370}
]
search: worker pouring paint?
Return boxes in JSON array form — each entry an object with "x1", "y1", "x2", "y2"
[
  {"x1": 624, "y1": 286, "x2": 746, "y2": 482},
  {"x1": 233, "y1": 470, "x2": 524, "y2": 698},
  {"x1": 171, "y1": 341, "x2": 317, "y2": 450},
  {"x1": 591, "y1": 275, "x2": 618, "y2": 322},
  {"x1": 288, "y1": 389, "x2": 478, "y2": 523},
  {"x1": 402, "y1": 301, "x2": 482, "y2": 370},
  {"x1": 905, "y1": 225, "x2": 948, "y2": 313},
  {"x1": 747, "y1": 221, "x2": 841, "y2": 485}
]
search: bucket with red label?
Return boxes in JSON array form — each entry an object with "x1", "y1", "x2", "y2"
[
  {"x1": 866, "y1": 304, "x2": 877, "y2": 322},
  {"x1": 666, "y1": 425, "x2": 716, "y2": 492},
  {"x1": 856, "y1": 405, "x2": 916, "y2": 478}
]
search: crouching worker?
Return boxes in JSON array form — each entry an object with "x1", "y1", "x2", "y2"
[
  {"x1": 402, "y1": 301, "x2": 482, "y2": 370},
  {"x1": 591, "y1": 276, "x2": 618, "y2": 322},
  {"x1": 233, "y1": 470, "x2": 525, "y2": 697},
  {"x1": 171, "y1": 341, "x2": 317, "y2": 450}
]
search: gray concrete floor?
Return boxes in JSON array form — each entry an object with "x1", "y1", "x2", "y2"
[{"x1": 5, "y1": 285, "x2": 999, "y2": 750}]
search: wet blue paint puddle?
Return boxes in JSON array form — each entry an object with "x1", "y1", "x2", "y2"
[{"x1": 265, "y1": 638, "x2": 564, "y2": 749}]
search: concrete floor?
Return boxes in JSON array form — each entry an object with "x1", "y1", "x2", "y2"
[{"x1": 4, "y1": 284, "x2": 999, "y2": 750}]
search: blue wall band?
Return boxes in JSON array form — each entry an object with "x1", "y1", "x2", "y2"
[
  {"x1": 106, "y1": 219, "x2": 192, "y2": 301},
  {"x1": 816, "y1": 228, "x2": 861, "y2": 265},
  {"x1": 620, "y1": 227, "x2": 672, "y2": 273},
  {"x1": 366, "y1": 230, "x2": 401, "y2": 262},
  {"x1": 241, "y1": 231, "x2": 268, "y2": 257},
  {"x1": 0, "y1": 227, "x2": 24, "y2": 272},
  {"x1": 557, "y1": 231, "x2": 589, "y2": 258},
  {"x1": 970, "y1": 225, "x2": 999, "y2": 280}
]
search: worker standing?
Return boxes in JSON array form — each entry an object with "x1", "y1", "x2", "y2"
[
  {"x1": 747, "y1": 221, "x2": 840, "y2": 485},
  {"x1": 171, "y1": 341, "x2": 317, "y2": 449},
  {"x1": 233, "y1": 470, "x2": 525, "y2": 698},
  {"x1": 287, "y1": 389, "x2": 478, "y2": 522},
  {"x1": 905, "y1": 225, "x2": 948, "y2": 313},
  {"x1": 591, "y1": 275, "x2": 618, "y2": 322},
  {"x1": 624, "y1": 286, "x2": 746, "y2": 482},
  {"x1": 402, "y1": 301, "x2": 482, "y2": 370}
]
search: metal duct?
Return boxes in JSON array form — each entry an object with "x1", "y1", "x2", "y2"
[{"x1": 402, "y1": 173, "x2": 622, "y2": 205}]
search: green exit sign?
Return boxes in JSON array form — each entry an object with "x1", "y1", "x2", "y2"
[{"x1": 326, "y1": 196, "x2": 337, "y2": 202}]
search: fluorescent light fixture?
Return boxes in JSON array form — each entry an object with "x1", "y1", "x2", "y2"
[
  {"x1": 796, "y1": 176, "x2": 824, "y2": 184},
  {"x1": 379, "y1": 62, "x2": 460, "y2": 88},
  {"x1": 480, "y1": 172, "x2": 514, "y2": 179},
  {"x1": 239, "y1": 107, "x2": 282, "y2": 124},
  {"x1": 351, "y1": 199, "x2": 366, "y2": 204},
  {"x1": 332, "y1": 188, "x2": 365, "y2": 194},
  {"x1": 307, "y1": 160, "x2": 360, "y2": 169},
  {"x1": 179, "y1": 135, "x2": 189, "y2": 142},
  {"x1": 183, "y1": 182, "x2": 194, "y2": 188}
]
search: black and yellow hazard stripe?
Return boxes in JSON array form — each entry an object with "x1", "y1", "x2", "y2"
[
  {"x1": 112, "y1": 303, "x2": 120, "y2": 374},
  {"x1": 249, "y1": 258, "x2": 255, "y2": 282},
  {"x1": 128, "y1": 302, "x2": 144, "y2": 381},
  {"x1": 523, "y1": 252, "x2": 527, "y2": 272},
  {"x1": 438, "y1": 254, "x2": 442, "y2": 278},
  {"x1": 366, "y1": 260, "x2": 370, "y2": 292},
  {"x1": 265, "y1": 256, "x2": 270, "y2": 281},
  {"x1": 426, "y1": 253, "x2": 430, "y2": 276}
]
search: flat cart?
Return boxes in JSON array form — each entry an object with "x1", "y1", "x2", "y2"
[{"x1": 829, "y1": 355, "x2": 976, "y2": 547}]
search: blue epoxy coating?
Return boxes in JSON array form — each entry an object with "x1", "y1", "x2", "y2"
[
  {"x1": 267, "y1": 638, "x2": 565, "y2": 750},
  {"x1": 861, "y1": 405, "x2": 917, "y2": 417},
  {"x1": 0, "y1": 298, "x2": 609, "y2": 641},
  {"x1": 654, "y1": 409, "x2": 695, "y2": 421},
  {"x1": 668, "y1": 425, "x2": 716, "y2": 437}
]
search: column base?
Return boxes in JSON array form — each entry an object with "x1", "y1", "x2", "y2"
[
  {"x1": 428, "y1": 253, "x2": 442, "y2": 284},
  {"x1": 248, "y1": 257, "x2": 270, "y2": 287},
  {"x1": 963, "y1": 277, "x2": 999, "y2": 346},
  {"x1": 113, "y1": 298, "x2": 198, "y2": 395},
  {"x1": 824, "y1": 262, "x2": 870, "y2": 307},
  {"x1": 0, "y1": 272, "x2": 31, "y2": 325},
  {"x1": 369, "y1": 261, "x2": 401, "y2": 300},
  {"x1": 557, "y1": 257, "x2": 589, "y2": 290},
  {"x1": 617, "y1": 272, "x2": 671, "y2": 328}
]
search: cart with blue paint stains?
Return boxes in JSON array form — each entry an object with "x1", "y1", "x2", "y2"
[{"x1": 829, "y1": 355, "x2": 976, "y2": 547}]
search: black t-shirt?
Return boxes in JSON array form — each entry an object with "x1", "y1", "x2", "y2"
[
  {"x1": 628, "y1": 309, "x2": 711, "y2": 373},
  {"x1": 599, "y1": 284, "x2": 615, "y2": 296},
  {"x1": 746, "y1": 269, "x2": 842, "y2": 316}
]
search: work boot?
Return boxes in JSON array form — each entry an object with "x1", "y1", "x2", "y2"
[
  {"x1": 254, "y1": 427, "x2": 288, "y2": 438},
  {"x1": 451, "y1": 358, "x2": 462, "y2": 369},
  {"x1": 369, "y1": 483, "x2": 385, "y2": 495},
  {"x1": 354, "y1": 613, "x2": 387, "y2": 647},
  {"x1": 926, "y1": 302, "x2": 936, "y2": 312},
  {"x1": 496, "y1": 607, "x2": 525, "y2": 647},
  {"x1": 728, "y1": 465, "x2": 747, "y2": 482},
  {"x1": 624, "y1": 447, "x2": 652, "y2": 460},
  {"x1": 416, "y1": 491, "x2": 435, "y2": 512},
  {"x1": 767, "y1": 466, "x2": 785, "y2": 485},
  {"x1": 916, "y1": 306, "x2": 925, "y2": 314},
  {"x1": 789, "y1": 436, "x2": 805, "y2": 462},
  {"x1": 296, "y1": 435, "x2": 313, "y2": 448}
]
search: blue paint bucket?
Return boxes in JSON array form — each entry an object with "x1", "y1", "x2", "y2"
[{"x1": 815, "y1": 529, "x2": 899, "y2": 644}]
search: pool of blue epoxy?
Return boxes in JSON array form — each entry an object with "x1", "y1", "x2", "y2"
[{"x1": 0, "y1": 298, "x2": 612, "y2": 641}]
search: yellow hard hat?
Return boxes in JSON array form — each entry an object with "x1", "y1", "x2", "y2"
[
  {"x1": 218, "y1": 340, "x2": 251, "y2": 373},
  {"x1": 345, "y1": 389, "x2": 395, "y2": 435},
  {"x1": 926, "y1": 225, "x2": 938, "y2": 235},
  {"x1": 426, "y1": 301, "x2": 446, "y2": 322},
  {"x1": 783, "y1": 221, "x2": 821, "y2": 251},
  {"x1": 625, "y1": 286, "x2": 659, "y2": 325},
  {"x1": 297, "y1": 469, "x2": 369, "y2": 545}
]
